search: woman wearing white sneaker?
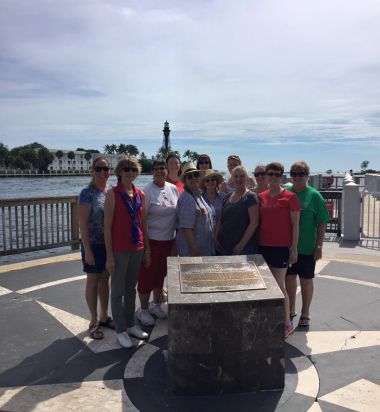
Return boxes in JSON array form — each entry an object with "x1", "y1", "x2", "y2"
[
  {"x1": 176, "y1": 163, "x2": 214, "y2": 256},
  {"x1": 136, "y1": 159, "x2": 180, "y2": 326},
  {"x1": 104, "y1": 156, "x2": 150, "y2": 348}
]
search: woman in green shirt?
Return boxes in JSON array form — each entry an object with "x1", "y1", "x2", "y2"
[{"x1": 285, "y1": 161, "x2": 330, "y2": 328}]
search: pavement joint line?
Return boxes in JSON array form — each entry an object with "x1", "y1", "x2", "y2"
[
  {"x1": 328, "y1": 257, "x2": 380, "y2": 266},
  {"x1": 16, "y1": 275, "x2": 86, "y2": 294},
  {"x1": 318, "y1": 274, "x2": 380, "y2": 289},
  {"x1": 0, "y1": 253, "x2": 81, "y2": 274}
]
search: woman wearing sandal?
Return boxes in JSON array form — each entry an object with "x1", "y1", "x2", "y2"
[
  {"x1": 104, "y1": 156, "x2": 150, "y2": 348},
  {"x1": 285, "y1": 161, "x2": 330, "y2": 328},
  {"x1": 258, "y1": 162, "x2": 300, "y2": 339},
  {"x1": 78, "y1": 156, "x2": 114, "y2": 340}
]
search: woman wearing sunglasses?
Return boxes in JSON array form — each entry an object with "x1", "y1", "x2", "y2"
[
  {"x1": 253, "y1": 165, "x2": 268, "y2": 194},
  {"x1": 196, "y1": 154, "x2": 213, "y2": 171},
  {"x1": 78, "y1": 156, "x2": 114, "y2": 340},
  {"x1": 136, "y1": 159, "x2": 180, "y2": 326},
  {"x1": 104, "y1": 156, "x2": 150, "y2": 348},
  {"x1": 285, "y1": 161, "x2": 330, "y2": 328},
  {"x1": 166, "y1": 152, "x2": 184, "y2": 193},
  {"x1": 258, "y1": 162, "x2": 300, "y2": 339},
  {"x1": 216, "y1": 165, "x2": 259, "y2": 255},
  {"x1": 201, "y1": 169, "x2": 225, "y2": 226},
  {"x1": 220, "y1": 155, "x2": 255, "y2": 193},
  {"x1": 176, "y1": 163, "x2": 214, "y2": 256}
]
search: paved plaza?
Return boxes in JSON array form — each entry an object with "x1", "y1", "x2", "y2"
[{"x1": 0, "y1": 241, "x2": 379, "y2": 411}]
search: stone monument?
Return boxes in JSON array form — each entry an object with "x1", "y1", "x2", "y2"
[{"x1": 167, "y1": 255, "x2": 284, "y2": 395}]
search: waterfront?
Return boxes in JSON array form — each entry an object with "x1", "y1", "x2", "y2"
[
  {"x1": 0, "y1": 175, "x2": 153, "y2": 199},
  {"x1": 0, "y1": 174, "x2": 355, "y2": 200}
]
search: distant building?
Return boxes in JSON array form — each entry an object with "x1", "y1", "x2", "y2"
[
  {"x1": 49, "y1": 149, "x2": 88, "y2": 171},
  {"x1": 93, "y1": 153, "x2": 122, "y2": 170},
  {"x1": 48, "y1": 149, "x2": 124, "y2": 171}
]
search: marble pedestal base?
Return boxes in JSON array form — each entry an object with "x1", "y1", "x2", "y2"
[{"x1": 167, "y1": 255, "x2": 284, "y2": 396}]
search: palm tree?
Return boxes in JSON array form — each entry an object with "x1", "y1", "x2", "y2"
[
  {"x1": 67, "y1": 151, "x2": 75, "y2": 171},
  {"x1": 104, "y1": 144, "x2": 111, "y2": 154},
  {"x1": 117, "y1": 144, "x2": 126, "y2": 154},
  {"x1": 55, "y1": 150, "x2": 64, "y2": 160},
  {"x1": 84, "y1": 151, "x2": 92, "y2": 169},
  {"x1": 125, "y1": 144, "x2": 139, "y2": 157}
]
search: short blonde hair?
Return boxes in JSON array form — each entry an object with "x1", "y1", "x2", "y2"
[
  {"x1": 231, "y1": 165, "x2": 248, "y2": 178},
  {"x1": 115, "y1": 156, "x2": 142, "y2": 181}
]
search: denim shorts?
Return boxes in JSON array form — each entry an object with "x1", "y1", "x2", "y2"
[
  {"x1": 259, "y1": 246, "x2": 290, "y2": 268},
  {"x1": 81, "y1": 242, "x2": 107, "y2": 274}
]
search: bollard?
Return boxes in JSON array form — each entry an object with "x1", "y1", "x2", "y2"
[{"x1": 342, "y1": 181, "x2": 360, "y2": 240}]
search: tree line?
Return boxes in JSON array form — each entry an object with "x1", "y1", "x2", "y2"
[
  {"x1": 0, "y1": 142, "x2": 54, "y2": 172},
  {"x1": 0, "y1": 141, "x2": 201, "y2": 174}
]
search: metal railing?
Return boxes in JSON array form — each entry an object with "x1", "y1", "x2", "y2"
[
  {"x1": 361, "y1": 190, "x2": 380, "y2": 239},
  {"x1": 0, "y1": 196, "x2": 79, "y2": 256},
  {"x1": 320, "y1": 190, "x2": 342, "y2": 237},
  {"x1": 0, "y1": 190, "x2": 344, "y2": 256}
]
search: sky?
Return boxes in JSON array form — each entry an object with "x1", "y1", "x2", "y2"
[{"x1": 1, "y1": 0, "x2": 380, "y2": 173}]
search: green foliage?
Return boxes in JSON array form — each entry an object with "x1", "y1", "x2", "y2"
[
  {"x1": 84, "y1": 151, "x2": 92, "y2": 162},
  {"x1": 360, "y1": 160, "x2": 369, "y2": 171},
  {"x1": 0, "y1": 143, "x2": 9, "y2": 166},
  {"x1": 326, "y1": 169, "x2": 333, "y2": 174},
  {"x1": 67, "y1": 151, "x2": 75, "y2": 160},
  {"x1": 183, "y1": 149, "x2": 199, "y2": 163},
  {"x1": 4, "y1": 142, "x2": 53, "y2": 171},
  {"x1": 36, "y1": 147, "x2": 54, "y2": 172},
  {"x1": 139, "y1": 157, "x2": 153, "y2": 173},
  {"x1": 156, "y1": 146, "x2": 172, "y2": 160},
  {"x1": 104, "y1": 144, "x2": 118, "y2": 154},
  {"x1": 55, "y1": 150, "x2": 64, "y2": 159}
]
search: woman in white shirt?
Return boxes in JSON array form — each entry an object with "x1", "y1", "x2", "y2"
[{"x1": 136, "y1": 159, "x2": 180, "y2": 326}]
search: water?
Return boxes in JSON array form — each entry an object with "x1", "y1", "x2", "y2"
[{"x1": 0, "y1": 175, "x2": 153, "y2": 199}]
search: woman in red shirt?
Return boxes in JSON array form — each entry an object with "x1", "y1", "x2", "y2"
[
  {"x1": 104, "y1": 156, "x2": 150, "y2": 348},
  {"x1": 166, "y1": 152, "x2": 184, "y2": 193},
  {"x1": 259, "y1": 162, "x2": 300, "y2": 339}
]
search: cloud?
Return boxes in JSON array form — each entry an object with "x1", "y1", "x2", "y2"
[{"x1": 0, "y1": 0, "x2": 380, "y2": 171}]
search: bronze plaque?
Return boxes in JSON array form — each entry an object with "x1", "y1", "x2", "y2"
[{"x1": 179, "y1": 262, "x2": 266, "y2": 293}]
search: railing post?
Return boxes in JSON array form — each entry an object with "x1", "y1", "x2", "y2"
[
  {"x1": 342, "y1": 181, "x2": 361, "y2": 240},
  {"x1": 70, "y1": 202, "x2": 80, "y2": 250}
]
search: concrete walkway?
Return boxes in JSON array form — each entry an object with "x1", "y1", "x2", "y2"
[{"x1": 0, "y1": 241, "x2": 379, "y2": 411}]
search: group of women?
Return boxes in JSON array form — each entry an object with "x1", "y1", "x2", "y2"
[{"x1": 78, "y1": 153, "x2": 330, "y2": 347}]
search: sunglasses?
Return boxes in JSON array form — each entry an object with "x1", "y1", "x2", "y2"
[
  {"x1": 254, "y1": 172, "x2": 265, "y2": 177},
  {"x1": 94, "y1": 166, "x2": 110, "y2": 172},
  {"x1": 154, "y1": 166, "x2": 167, "y2": 171},
  {"x1": 204, "y1": 178, "x2": 216, "y2": 183},
  {"x1": 186, "y1": 172, "x2": 200, "y2": 179},
  {"x1": 266, "y1": 172, "x2": 282, "y2": 177},
  {"x1": 198, "y1": 160, "x2": 210, "y2": 165},
  {"x1": 122, "y1": 166, "x2": 138, "y2": 173},
  {"x1": 290, "y1": 171, "x2": 307, "y2": 177}
]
